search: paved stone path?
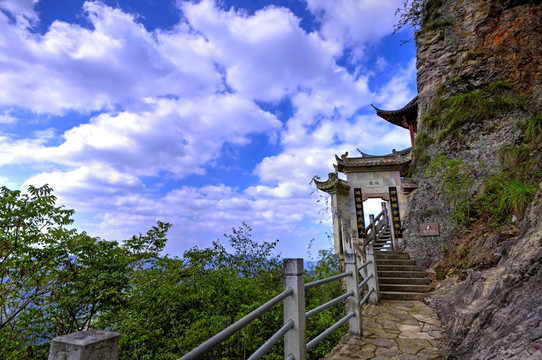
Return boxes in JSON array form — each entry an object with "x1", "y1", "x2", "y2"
[{"x1": 321, "y1": 300, "x2": 446, "y2": 360}]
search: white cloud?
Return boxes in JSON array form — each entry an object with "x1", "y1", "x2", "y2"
[
  {"x1": 0, "y1": 0, "x2": 38, "y2": 26},
  {"x1": 0, "y1": 1, "x2": 222, "y2": 114},
  {"x1": 305, "y1": 0, "x2": 403, "y2": 59},
  {"x1": 180, "y1": 0, "x2": 341, "y2": 102},
  {"x1": 22, "y1": 164, "x2": 144, "y2": 211},
  {"x1": 0, "y1": 0, "x2": 416, "y2": 258},
  {"x1": 374, "y1": 58, "x2": 417, "y2": 109},
  {"x1": 1, "y1": 94, "x2": 281, "y2": 178}
]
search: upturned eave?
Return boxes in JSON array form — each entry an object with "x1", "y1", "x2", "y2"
[{"x1": 314, "y1": 173, "x2": 350, "y2": 195}]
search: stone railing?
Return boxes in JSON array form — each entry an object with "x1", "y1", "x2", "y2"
[{"x1": 365, "y1": 202, "x2": 393, "y2": 252}]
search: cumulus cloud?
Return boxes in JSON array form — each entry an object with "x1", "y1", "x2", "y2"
[
  {"x1": 180, "y1": 0, "x2": 341, "y2": 102},
  {"x1": 0, "y1": 0, "x2": 416, "y2": 258},
  {"x1": 0, "y1": 0, "x2": 39, "y2": 25},
  {"x1": 0, "y1": 1, "x2": 221, "y2": 114},
  {"x1": 305, "y1": 0, "x2": 404, "y2": 60}
]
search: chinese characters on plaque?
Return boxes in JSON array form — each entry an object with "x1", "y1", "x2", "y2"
[
  {"x1": 354, "y1": 188, "x2": 365, "y2": 238},
  {"x1": 388, "y1": 186, "x2": 402, "y2": 238},
  {"x1": 420, "y1": 223, "x2": 439, "y2": 236}
]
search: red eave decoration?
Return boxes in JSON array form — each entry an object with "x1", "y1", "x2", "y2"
[
  {"x1": 371, "y1": 96, "x2": 418, "y2": 146},
  {"x1": 371, "y1": 96, "x2": 418, "y2": 132}
]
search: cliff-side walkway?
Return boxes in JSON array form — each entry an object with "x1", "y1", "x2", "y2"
[{"x1": 321, "y1": 300, "x2": 446, "y2": 360}]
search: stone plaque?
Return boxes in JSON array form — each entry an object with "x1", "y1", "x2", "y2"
[
  {"x1": 362, "y1": 179, "x2": 384, "y2": 187},
  {"x1": 420, "y1": 223, "x2": 439, "y2": 236}
]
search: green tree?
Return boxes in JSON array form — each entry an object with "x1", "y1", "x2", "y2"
[
  {"x1": 0, "y1": 185, "x2": 77, "y2": 358},
  {"x1": 0, "y1": 185, "x2": 171, "y2": 359},
  {"x1": 107, "y1": 223, "x2": 284, "y2": 360},
  {"x1": 1, "y1": 185, "x2": 348, "y2": 360}
]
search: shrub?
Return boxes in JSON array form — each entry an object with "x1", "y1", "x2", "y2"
[
  {"x1": 422, "y1": 89, "x2": 525, "y2": 141},
  {"x1": 426, "y1": 154, "x2": 473, "y2": 229},
  {"x1": 499, "y1": 180, "x2": 538, "y2": 220},
  {"x1": 524, "y1": 111, "x2": 542, "y2": 145}
]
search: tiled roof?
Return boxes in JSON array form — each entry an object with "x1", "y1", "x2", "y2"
[
  {"x1": 334, "y1": 148, "x2": 412, "y2": 173},
  {"x1": 371, "y1": 96, "x2": 418, "y2": 132}
]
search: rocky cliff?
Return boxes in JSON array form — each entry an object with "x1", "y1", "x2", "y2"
[{"x1": 401, "y1": 0, "x2": 542, "y2": 358}]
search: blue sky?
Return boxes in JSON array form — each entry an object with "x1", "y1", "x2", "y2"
[{"x1": 0, "y1": 0, "x2": 416, "y2": 258}]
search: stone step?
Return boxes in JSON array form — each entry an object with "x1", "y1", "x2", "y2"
[
  {"x1": 377, "y1": 264, "x2": 424, "y2": 272},
  {"x1": 379, "y1": 291, "x2": 425, "y2": 301},
  {"x1": 378, "y1": 277, "x2": 431, "y2": 285},
  {"x1": 379, "y1": 284, "x2": 432, "y2": 293},
  {"x1": 378, "y1": 270, "x2": 427, "y2": 278},
  {"x1": 374, "y1": 253, "x2": 410, "y2": 260},
  {"x1": 376, "y1": 259, "x2": 416, "y2": 266},
  {"x1": 374, "y1": 245, "x2": 393, "y2": 250}
]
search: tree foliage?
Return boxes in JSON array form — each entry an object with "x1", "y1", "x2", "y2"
[
  {"x1": 394, "y1": 0, "x2": 444, "y2": 34},
  {"x1": 1, "y1": 186, "x2": 347, "y2": 360}
]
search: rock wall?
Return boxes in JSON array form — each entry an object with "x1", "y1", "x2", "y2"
[
  {"x1": 426, "y1": 183, "x2": 542, "y2": 359},
  {"x1": 401, "y1": 0, "x2": 542, "y2": 358},
  {"x1": 403, "y1": 0, "x2": 542, "y2": 266}
]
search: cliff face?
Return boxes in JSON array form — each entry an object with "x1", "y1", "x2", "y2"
[{"x1": 402, "y1": 0, "x2": 542, "y2": 358}]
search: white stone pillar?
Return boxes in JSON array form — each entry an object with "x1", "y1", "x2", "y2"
[
  {"x1": 365, "y1": 244, "x2": 380, "y2": 304},
  {"x1": 283, "y1": 258, "x2": 306, "y2": 360},
  {"x1": 344, "y1": 253, "x2": 363, "y2": 336},
  {"x1": 48, "y1": 329, "x2": 120, "y2": 360}
]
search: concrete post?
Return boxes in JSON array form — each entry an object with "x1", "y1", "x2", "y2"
[
  {"x1": 365, "y1": 243, "x2": 380, "y2": 304},
  {"x1": 369, "y1": 214, "x2": 376, "y2": 245},
  {"x1": 283, "y1": 258, "x2": 306, "y2": 360},
  {"x1": 48, "y1": 329, "x2": 120, "y2": 360},
  {"x1": 381, "y1": 202, "x2": 389, "y2": 227},
  {"x1": 344, "y1": 253, "x2": 363, "y2": 336}
]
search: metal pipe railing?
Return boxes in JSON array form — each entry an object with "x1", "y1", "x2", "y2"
[
  {"x1": 360, "y1": 288, "x2": 375, "y2": 307},
  {"x1": 179, "y1": 254, "x2": 379, "y2": 360},
  {"x1": 305, "y1": 271, "x2": 352, "y2": 290},
  {"x1": 358, "y1": 259, "x2": 372, "y2": 272},
  {"x1": 248, "y1": 320, "x2": 294, "y2": 360},
  {"x1": 305, "y1": 291, "x2": 354, "y2": 319},
  {"x1": 306, "y1": 311, "x2": 356, "y2": 351},
  {"x1": 358, "y1": 273, "x2": 373, "y2": 290},
  {"x1": 179, "y1": 288, "x2": 293, "y2": 360}
]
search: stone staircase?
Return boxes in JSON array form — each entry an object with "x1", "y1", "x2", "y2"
[
  {"x1": 373, "y1": 226, "x2": 393, "y2": 252},
  {"x1": 375, "y1": 252, "x2": 432, "y2": 301}
]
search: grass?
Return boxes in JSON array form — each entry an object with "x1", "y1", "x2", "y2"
[
  {"x1": 499, "y1": 145, "x2": 530, "y2": 171},
  {"x1": 423, "y1": 19, "x2": 453, "y2": 32},
  {"x1": 412, "y1": 131, "x2": 433, "y2": 165},
  {"x1": 422, "y1": 87, "x2": 526, "y2": 141},
  {"x1": 478, "y1": 173, "x2": 539, "y2": 225},
  {"x1": 524, "y1": 111, "x2": 542, "y2": 144},
  {"x1": 421, "y1": 0, "x2": 444, "y2": 28},
  {"x1": 499, "y1": 180, "x2": 538, "y2": 219},
  {"x1": 463, "y1": 49, "x2": 480, "y2": 61}
]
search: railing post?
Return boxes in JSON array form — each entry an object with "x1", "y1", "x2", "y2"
[
  {"x1": 344, "y1": 254, "x2": 362, "y2": 336},
  {"x1": 283, "y1": 259, "x2": 306, "y2": 360},
  {"x1": 369, "y1": 214, "x2": 376, "y2": 244},
  {"x1": 48, "y1": 329, "x2": 120, "y2": 360},
  {"x1": 365, "y1": 244, "x2": 380, "y2": 304},
  {"x1": 381, "y1": 202, "x2": 389, "y2": 227}
]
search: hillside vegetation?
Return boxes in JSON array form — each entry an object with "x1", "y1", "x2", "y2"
[{"x1": 0, "y1": 185, "x2": 345, "y2": 360}]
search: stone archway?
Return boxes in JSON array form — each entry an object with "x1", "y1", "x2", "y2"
[{"x1": 315, "y1": 148, "x2": 415, "y2": 257}]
